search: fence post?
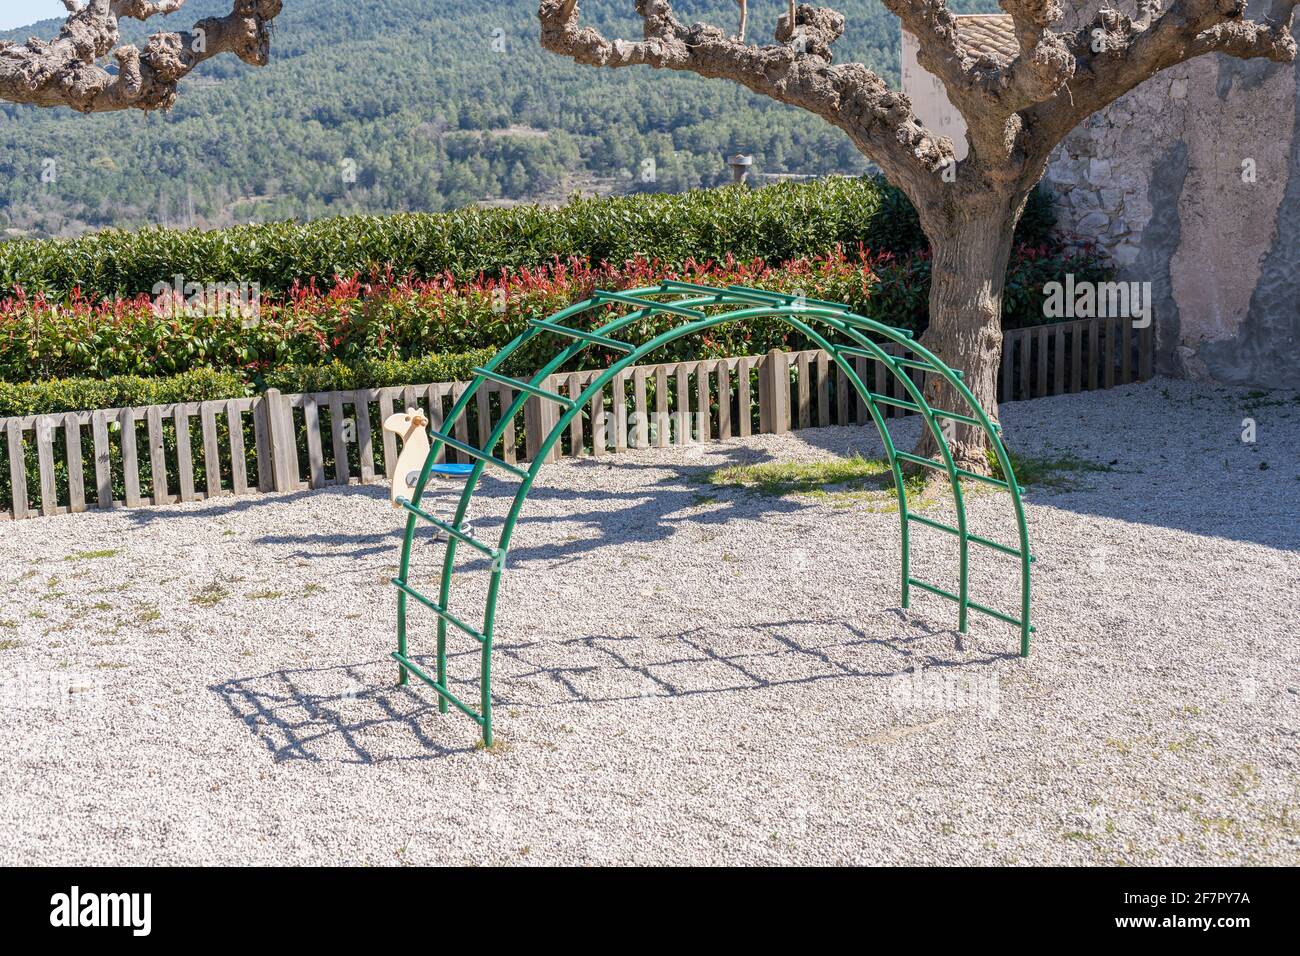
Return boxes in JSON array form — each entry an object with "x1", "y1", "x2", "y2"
[
  {"x1": 524, "y1": 387, "x2": 559, "y2": 463},
  {"x1": 264, "y1": 389, "x2": 294, "y2": 494},
  {"x1": 759, "y1": 349, "x2": 790, "y2": 434}
]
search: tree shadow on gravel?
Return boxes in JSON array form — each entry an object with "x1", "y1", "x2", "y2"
[
  {"x1": 105, "y1": 445, "x2": 828, "y2": 563},
  {"x1": 238, "y1": 447, "x2": 837, "y2": 564},
  {"x1": 212, "y1": 617, "x2": 1014, "y2": 763},
  {"x1": 117, "y1": 486, "x2": 355, "y2": 527},
  {"x1": 789, "y1": 390, "x2": 1300, "y2": 553},
  {"x1": 103, "y1": 384, "x2": 1300, "y2": 556}
]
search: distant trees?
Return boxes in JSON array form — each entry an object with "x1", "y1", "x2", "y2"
[{"x1": 0, "y1": 1, "x2": 877, "y2": 238}]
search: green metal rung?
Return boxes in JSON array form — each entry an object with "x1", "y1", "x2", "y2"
[
  {"x1": 593, "y1": 290, "x2": 706, "y2": 320},
  {"x1": 472, "y1": 367, "x2": 576, "y2": 409},
  {"x1": 861, "y1": 391, "x2": 992, "y2": 429},
  {"x1": 391, "y1": 652, "x2": 485, "y2": 725},
  {"x1": 725, "y1": 286, "x2": 916, "y2": 337},
  {"x1": 397, "y1": 498, "x2": 499, "y2": 558},
  {"x1": 662, "y1": 281, "x2": 919, "y2": 339},
  {"x1": 956, "y1": 466, "x2": 1011, "y2": 489},
  {"x1": 725, "y1": 284, "x2": 853, "y2": 315},
  {"x1": 869, "y1": 392, "x2": 923, "y2": 415},
  {"x1": 696, "y1": 285, "x2": 800, "y2": 310},
  {"x1": 834, "y1": 314, "x2": 915, "y2": 338},
  {"x1": 682, "y1": 283, "x2": 799, "y2": 307},
  {"x1": 840, "y1": 347, "x2": 964, "y2": 379},
  {"x1": 391, "y1": 578, "x2": 487, "y2": 644},
  {"x1": 908, "y1": 577, "x2": 961, "y2": 604},
  {"x1": 659, "y1": 279, "x2": 831, "y2": 314},
  {"x1": 907, "y1": 512, "x2": 1033, "y2": 561},
  {"x1": 658, "y1": 279, "x2": 732, "y2": 297},
  {"x1": 528, "y1": 318, "x2": 634, "y2": 353},
  {"x1": 894, "y1": 355, "x2": 963, "y2": 378},
  {"x1": 431, "y1": 430, "x2": 529, "y2": 480},
  {"x1": 894, "y1": 450, "x2": 1011, "y2": 488},
  {"x1": 967, "y1": 600, "x2": 1036, "y2": 631},
  {"x1": 908, "y1": 577, "x2": 1034, "y2": 631}
]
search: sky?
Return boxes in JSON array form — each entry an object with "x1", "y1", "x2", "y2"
[{"x1": 0, "y1": 1, "x2": 68, "y2": 30}]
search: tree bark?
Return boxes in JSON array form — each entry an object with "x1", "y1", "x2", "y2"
[
  {"x1": 912, "y1": 198, "x2": 1022, "y2": 474},
  {"x1": 0, "y1": 0, "x2": 282, "y2": 113}
]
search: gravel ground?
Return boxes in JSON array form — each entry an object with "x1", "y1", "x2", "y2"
[{"x1": 0, "y1": 377, "x2": 1297, "y2": 866}]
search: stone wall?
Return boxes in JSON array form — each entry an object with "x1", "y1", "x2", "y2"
[{"x1": 1040, "y1": 6, "x2": 1299, "y2": 387}]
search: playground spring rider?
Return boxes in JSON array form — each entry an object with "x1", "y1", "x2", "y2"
[
  {"x1": 384, "y1": 409, "x2": 477, "y2": 539},
  {"x1": 387, "y1": 282, "x2": 1034, "y2": 746}
]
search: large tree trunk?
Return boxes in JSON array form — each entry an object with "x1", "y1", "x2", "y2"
[{"x1": 912, "y1": 201, "x2": 1021, "y2": 475}]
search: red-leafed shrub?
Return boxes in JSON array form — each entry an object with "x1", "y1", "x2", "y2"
[{"x1": 0, "y1": 244, "x2": 1110, "y2": 385}]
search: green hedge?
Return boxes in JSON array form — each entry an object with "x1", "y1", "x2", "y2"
[
  {"x1": 0, "y1": 368, "x2": 248, "y2": 419},
  {"x1": 0, "y1": 178, "x2": 1057, "y2": 299},
  {"x1": 0, "y1": 355, "x2": 506, "y2": 419},
  {"x1": 2, "y1": 242, "x2": 1104, "y2": 384},
  {"x1": 262, "y1": 350, "x2": 496, "y2": 394}
]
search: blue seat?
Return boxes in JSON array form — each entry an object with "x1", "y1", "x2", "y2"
[
  {"x1": 423, "y1": 462, "x2": 477, "y2": 545},
  {"x1": 431, "y1": 463, "x2": 476, "y2": 478}
]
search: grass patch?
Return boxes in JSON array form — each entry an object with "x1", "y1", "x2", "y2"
[
  {"x1": 137, "y1": 608, "x2": 161, "y2": 623},
  {"x1": 703, "y1": 454, "x2": 918, "y2": 500},
  {"x1": 65, "y1": 549, "x2": 121, "y2": 561},
  {"x1": 246, "y1": 590, "x2": 283, "y2": 601},
  {"x1": 704, "y1": 449, "x2": 1113, "y2": 502},
  {"x1": 0, "y1": 639, "x2": 21, "y2": 651},
  {"x1": 191, "y1": 583, "x2": 229, "y2": 607},
  {"x1": 1239, "y1": 388, "x2": 1299, "y2": 415},
  {"x1": 995, "y1": 451, "x2": 1114, "y2": 489}
]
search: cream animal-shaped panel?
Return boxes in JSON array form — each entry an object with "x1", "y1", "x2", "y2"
[{"x1": 382, "y1": 407, "x2": 431, "y2": 508}]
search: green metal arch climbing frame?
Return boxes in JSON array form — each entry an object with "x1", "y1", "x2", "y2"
[{"x1": 391, "y1": 281, "x2": 1034, "y2": 746}]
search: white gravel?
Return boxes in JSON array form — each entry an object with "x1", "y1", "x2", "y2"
[{"x1": 0, "y1": 377, "x2": 1297, "y2": 866}]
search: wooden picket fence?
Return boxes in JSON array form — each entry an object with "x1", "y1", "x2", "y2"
[
  {"x1": 1000, "y1": 314, "x2": 1153, "y2": 401},
  {"x1": 0, "y1": 315, "x2": 1152, "y2": 521}
]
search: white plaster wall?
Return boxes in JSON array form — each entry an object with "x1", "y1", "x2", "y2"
[{"x1": 901, "y1": 30, "x2": 969, "y2": 160}]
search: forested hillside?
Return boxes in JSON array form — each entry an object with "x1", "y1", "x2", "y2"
[{"x1": 0, "y1": 0, "x2": 995, "y2": 238}]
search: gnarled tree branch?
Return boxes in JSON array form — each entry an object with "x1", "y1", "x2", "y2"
[
  {"x1": 1024, "y1": 0, "x2": 1299, "y2": 150},
  {"x1": 539, "y1": 0, "x2": 955, "y2": 201},
  {"x1": 995, "y1": 0, "x2": 1075, "y2": 108},
  {"x1": 0, "y1": 0, "x2": 282, "y2": 113}
]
